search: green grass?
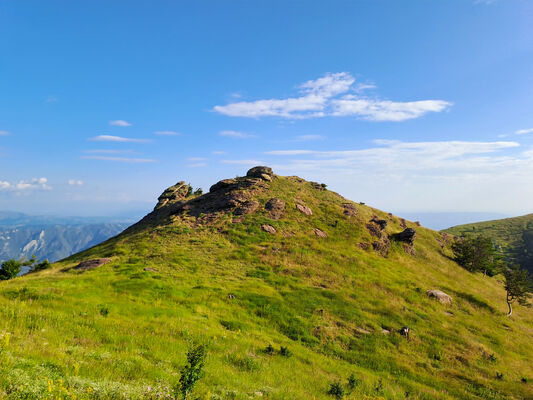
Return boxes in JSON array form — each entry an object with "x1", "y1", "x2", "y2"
[
  {"x1": 0, "y1": 176, "x2": 532, "y2": 399},
  {"x1": 444, "y1": 213, "x2": 533, "y2": 274}
]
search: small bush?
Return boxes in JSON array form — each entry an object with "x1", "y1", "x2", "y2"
[
  {"x1": 521, "y1": 377, "x2": 528, "y2": 384},
  {"x1": 99, "y1": 306, "x2": 110, "y2": 317},
  {"x1": 496, "y1": 372, "x2": 504, "y2": 380},
  {"x1": 347, "y1": 373, "x2": 359, "y2": 389},
  {"x1": 327, "y1": 381, "x2": 344, "y2": 399},
  {"x1": 0, "y1": 259, "x2": 21, "y2": 280},
  {"x1": 176, "y1": 343, "x2": 207, "y2": 399},
  {"x1": 280, "y1": 346, "x2": 292, "y2": 357},
  {"x1": 264, "y1": 344, "x2": 275, "y2": 355}
]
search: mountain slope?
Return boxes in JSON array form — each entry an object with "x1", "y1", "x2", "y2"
[
  {"x1": 444, "y1": 214, "x2": 533, "y2": 274},
  {"x1": 0, "y1": 168, "x2": 532, "y2": 400}
]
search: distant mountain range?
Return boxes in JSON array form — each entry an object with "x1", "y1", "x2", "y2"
[{"x1": 0, "y1": 211, "x2": 132, "y2": 264}]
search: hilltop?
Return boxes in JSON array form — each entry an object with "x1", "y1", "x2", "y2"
[
  {"x1": 445, "y1": 214, "x2": 533, "y2": 274},
  {"x1": 0, "y1": 167, "x2": 532, "y2": 399}
]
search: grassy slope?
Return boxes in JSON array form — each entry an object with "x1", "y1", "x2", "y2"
[
  {"x1": 0, "y1": 176, "x2": 532, "y2": 400},
  {"x1": 444, "y1": 214, "x2": 533, "y2": 274}
]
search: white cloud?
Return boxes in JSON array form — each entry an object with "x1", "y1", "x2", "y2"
[
  {"x1": 83, "y1": 149, "x2": 135, "y2": 154},
  {"x1": 68, "y1": 179, "x2": 84, "y2": 186},
  {"x1": 154, "y1": 131, "x2": 181, "y2": 136},
  {"x1": 221, "y1": 159, "x2": 264, "y2": 165},
  {"x1": 109, "y1": 120, "x2": 132, "y2": 127},
  {"x1": 81, "y1": 155, "x2": 156, "y2": 163},
  {"x1": 89, "y1": 135, "x2": 151, "y2": 143},
  {"x1": 0, "y1": 131, "x2": 9, "y2": 136},
  {"x1": 212, "y1": 150, "x2": 227, "y2": 155},
  {"x1": 186, "y1": 157, "x2": 206, "y2": 161},
  {"x1": 263, "y1": 140, "x2": 533, "y2": 213},
  {"x1": 515, "y1": 128, "x2": 533, "y2": 135},
  {"x1": 0, "y1": 177, "x2": 51, "y2": 192},
  {"x1": 213, "y1": 72, "x2": 451, "y2": 121},
  {"x1": 219, "y1": 130, "x2": 257, "y2": 139}
]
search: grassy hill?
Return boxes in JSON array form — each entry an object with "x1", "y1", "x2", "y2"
[
  {"x1": 1, "y1": 167, "x2": 532, "y2": 400},
  {"x1": 444, "y1": 214, "x2": 533, "y2": 274}
]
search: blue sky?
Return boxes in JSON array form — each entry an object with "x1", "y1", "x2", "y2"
[{"x1": 1, "y1": 0, "x2": 532, "y2": 217}]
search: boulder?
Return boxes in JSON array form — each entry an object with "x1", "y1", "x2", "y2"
[
  {"x1": 394, "y1": 228, "x2": 417, "y2": 246},
  {"x1": 246, "y1": 166, "x2": 274, "y2": 181},
  {"x1": 74, "y1": 258, "x2": 112, "y2": 271},
  {"x1": 234, "y1": 200, "x2": 260, "y2": 215},
  {"x1": 370, "y1": 217, "x2": 388, "y2": 230},
  {"x1": 209, "y1": 179, "x2": 237, "y2": 193},
  {"x1": 427, "y1": 290, "x2": 453, "y2": 305},
  {"x1": 260, "y1": 224, "x2": 276, "y2": 234},
  {"x1": 372, "y1": 237, "x2": 391, "y2": 257},
  {"x1": 296, "y1": 203, "x2": 313, "y2": 215},
  {"x1": 265, "y1": 198, "x2": 286, "y2": 219},
  {"x1": 314, "y1": 228, "x2": 327, "y2": 238},
  {"x1": 310, "y1": 181, "x2": 326, "y2": 191}
]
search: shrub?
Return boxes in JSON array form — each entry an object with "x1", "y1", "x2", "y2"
[
  {"x1": 280, "y1": 346, "x2": 292, "y2": 357},
  {"x1": 327, "y1": 381, "x2": 344, "y2": 399},
  {"x1": 347, "y1": 373, "x2": 359, "y2": 389},
  {"x1": 0, "y1": 259, "x2": 22, "y2": 280},
  {"x1": 176, "y1": 343, "x2": 207, "y2": 399},
  {"x1": 264, "y1": 344, "x2": 275, "y2": 355}
]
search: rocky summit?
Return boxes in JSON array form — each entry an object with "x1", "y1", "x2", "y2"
[{"x1": 0, "y1": 167, "x2": 532, "y2": 400}]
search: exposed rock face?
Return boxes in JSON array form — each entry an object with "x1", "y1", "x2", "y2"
[
  {"x1": 427, "y1": 290, "x2": 453, "y2": 304},
  {"x1": 234, "y1": 200, "x2": 260, "y2": 215},
  {"x1": 260, "y1": 224, "x2": 276, "y2": 234},
  {"x1": 371, "y1": 217, "x2": 388, "y2": 230},
  {"x1": 394, "y1": 228, "x2": 417, "y2": 246},
  {"x1": 296, "y1": 203, "x2": 313, "y2": 216},
  {"x1": 342, "y1": 203, "x2": 357, "y2": 217},
  {"x1": 310, "y1": 182, "x2": 326, "y2": 191},
  {"x1": 74, "y1": 258, "x2": 112, "y2": 271},
  {"x1": 246, "y1": 166, "x2": 274, "y2": 181},
  {"x1": 265, "y1": 198, "x2": 286, "y2": 220},
  {"x1": 314, "y1": 228, "x2": 327, "y2": 238},
  {"x1": 154, "y1": 181, "x2": 191, "y2": 210}
]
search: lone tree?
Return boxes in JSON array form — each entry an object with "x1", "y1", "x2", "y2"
[
  {"x1": 0, "y1": 259, "x2": 22, "y2": 280},
  {"x1": 504, "y1": 265, "x2": 532, "y2": 317},
  {"x1": 451, "y1": 235, "x2": 503, "y2": 276}
]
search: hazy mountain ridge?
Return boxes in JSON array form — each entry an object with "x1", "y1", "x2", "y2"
[{"x1": 0, "y1": 212, "x2": 131, "y2": 263}]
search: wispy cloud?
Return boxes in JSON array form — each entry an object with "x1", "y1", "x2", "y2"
[
  {"x1": 83, "y1": 149, "x2": 135, "y2": 154},
  {"x1": 81, "y1": 155, "x2": 156, "y2": 163},
  {"x1": 212, "y1": 150, "x2": 227, "y2": 155},
  {"x1": 186, "y1": 157, "x2": 206, "y2": 161},
  {"x1": 109, "y1": 120, "x2": 132, "y2": 127},
  {"x1": 515, "y1": 128, "x2": 533, "y2": 135},
  {"x1": 89, "y1": 135, "x2": 151, "y2": 143},
  {"x1": 213, "y1": 72, "x2": 452, "y2": 121},
  {"x1": 0, "y1": 177, "x2": 51, "y2": 192},
  {"x1": 221, "y1": 159, "x2": 264, "y2": 165},
  {"x1": 0, "y1": 131, "x2": 9, "y2": 136},
  {"x1": 295, "y1": 134, "x2": 324, "y2": 141},
  {"x1": 45, "y1": 95, "x2": 58, "y2": 103},
  {"x1": 154, "y1": 131, "x2": 181, "y2": 136},
  {"x1": 219, "y1": 130, "x2": 257, "y2": 139},
  {"x1": 68, "y1": 179, "x2": 84, "y2": 186}
]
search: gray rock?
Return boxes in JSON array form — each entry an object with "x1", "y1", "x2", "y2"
[
  {"x1": 314, "y1": 228, "x2": 327, "y2": 238},
  {"x1": 261, "y1": 224, "x2": 276, "y2": 234},
  {"x1": 246, "y1": 166, "x2": 274, "y2": 181},
  {"x1": 265, "y1": 198, "x2": 286, "y2": 219},
  {"x1": 296, "y1": 203, "x2": 313, "y2": 215},
  {"x1": 74, "y1": 258, "x2": 112, "y2": 271},
  {"x1": 427, "y1": 289, "x2": 453, "y2": 304},
  {"x1": 234, "y1": 200, "x2": 260, "y2": 215}
]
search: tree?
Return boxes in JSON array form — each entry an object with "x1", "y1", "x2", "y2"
[
  {"x1": 0, "y1": 259, "x2": 22, "y2": 280},
  {"x1": 504, "y1": 265, "x2": 532, "y2": 317},
  {"x1": 177, "y1": 343, "x2": 207, "y2": 399},
  {"x1": 451, "y1": 235, "x2": 503, "y2": 276}
]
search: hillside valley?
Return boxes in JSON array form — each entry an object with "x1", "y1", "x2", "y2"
[
  {"x1": 0, "y1": 167, "x2": 532, "y2": 400},
  {"x1": 445, "y1": 214, "x2": 533, "y2": 274}
]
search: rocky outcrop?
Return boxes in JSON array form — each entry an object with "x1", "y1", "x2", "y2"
[
  {"x1": 342, "y1": 203, "x2": 357, "y2": 217},
  {"x1": 154, "y1": 181, "x2": 191, "y2": 210},
  {"x1": 246, "y1": 166, "x2": 274, "y2": 181},
  {"x1": 265, "y1": 198, "x2": 286, "y2": 220},
  {"x1": 310, "y1": 182, "x2": 326, "y2": 191},
  {"x1": 234, "y1": 200, "x2": 260, "y2": 215},
  {"x1": 370, "y1": 216, "x2": 388, "y2": 230},
  {"x1": 74, "y1": 258, "x2": 112, "y2": 271},
  {"x1": 372, "y1": 237, "x2": 391, "y2": 257},
  {"x1": 394, "y1": 228, "x2": 417, "y2": 246},
  {"x1": 427, "y1": 290, "x2": 453, "y2": 305}
]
